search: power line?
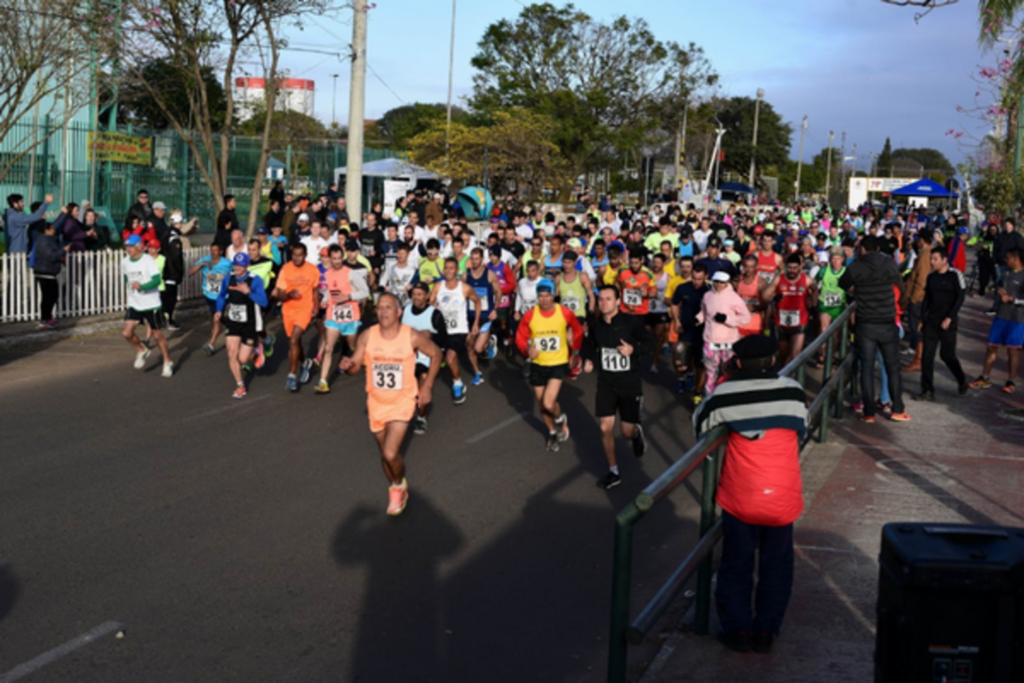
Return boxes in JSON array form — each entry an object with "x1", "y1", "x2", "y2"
[{"x1": 367, "y1": 61, "x2": 404, "y2": 103}]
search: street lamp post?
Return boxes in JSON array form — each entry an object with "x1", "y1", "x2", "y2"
[
  {"x1": 825, "y1": 130, "x2": 835, "y2": 203},
  {"x1": 330, "y1": 73, "x2": 339, "y2": 127},
  {"x1": 795, "y1": 115, "x2": 808, "y2": 199},
  {"x1": 748, "y1": 88, "x2": 764, "y2": 188}
]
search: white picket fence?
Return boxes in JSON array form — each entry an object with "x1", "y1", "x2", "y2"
[{"x1": 0, "y1": 247, "x2": 209, "y2": 324}]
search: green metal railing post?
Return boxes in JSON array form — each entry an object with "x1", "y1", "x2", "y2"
[
  {"x1": 694, "y1": 442, "x2": 723, "y2": 636},
  {"x1": 608, "y1": 505, "x2": 639, "y2": 683},
  {"x1": 796, "y1": 361, "x2": 806, "y2": 388},
  {"x1": 41, "y1": 115, "x2": 51, "y2": 199},
  {"x1": 819, "y1": 333, "x2": 835, "y2": 442},
  {"x1": 834, "y1": 318, "x2": 850, "y2": 419},
  {"x1": 180, "y1": 136, "x2": 189, "y2": 213},
  {"x1": 285, "y1": 144, "x2": 293, "y2": 194}
]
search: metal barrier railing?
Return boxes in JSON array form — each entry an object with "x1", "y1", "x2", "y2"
[{"x1": 607, "y1": 303, "x2": 856, "y2": 682}]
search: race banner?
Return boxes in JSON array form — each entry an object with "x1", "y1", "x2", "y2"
[{"x1": 86, "y1": 132, "x2": 153, "y2": 165}]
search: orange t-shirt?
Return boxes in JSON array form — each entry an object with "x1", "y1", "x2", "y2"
[
  {"x1": 617, "y1": 268, "x2": 655, "y2": 315},
  {"x1": 276, "y1": 261, "x2": 320, "y2": 318}
]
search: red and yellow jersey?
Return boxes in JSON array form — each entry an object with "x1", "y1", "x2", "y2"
[
  {"x1": 617, "y1": 267, "x2": 655, "y2": 315},
  {"x1": 515, "y1": 304, "x2": 583, "y2": 366}
]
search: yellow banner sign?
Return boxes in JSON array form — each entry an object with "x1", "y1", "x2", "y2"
[{"x1": 86, "y1": 132, "x2": 153, "y2": 165}]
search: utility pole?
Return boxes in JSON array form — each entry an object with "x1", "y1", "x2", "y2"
[
  {"x1": 839, "y1": 131, "x2": 847, "y2": 188},
  {"x1": 345, "y1": 0, "x2": 368, "y2": 223},
  {"x1": 868, "y1": 151, "x2": 876, "y2": 177},
  {"x1": 330, "y1": 73, "x2": 339, "y2": 127},
  {"x1": 748, "y1": 88, "x2": 764, "y2": 188},
  {"x1": 825, "y1": 130, "x2": 835, "y2": 202},
  {"x1": 675, "y1": 100, "x2": 688, "y2": 191},
  {"x1": 446, "y1": 0, "x2": 457, "y2": 167},
  {"x1": 851, "y1": 143, "x2": 857, "y2": 180},
  {"x1": 794, "y1": 115, "x2": 808, "y2": 199}
]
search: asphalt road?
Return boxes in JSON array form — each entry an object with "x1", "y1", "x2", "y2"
[{"x1": 0, "y1": 317, "x2": 706, "y2": 682}]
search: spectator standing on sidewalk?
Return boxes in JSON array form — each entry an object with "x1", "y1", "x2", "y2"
[
  {"x1": 32, "y1": 221, "x2": 67, "y2": 327},
  {"x1": 915, "y1": 246, "x2": 968, "y2": 401},
  {"x1": 161, "y1": 213, "x2": 186, "y2": 330},
  {"x1": 124, "y1": 189, "x2": 152, "y2": 234},
  {"x1": 991, "y1": 219, "x2": 1024, "y2": 314},
  {"x1": 4, "y1": 193, "x2": 52, "y2": 253},
  {"x1": 901, "y1": 227, "x2": 935, "y2": 372},
  {"x1": 970, "y1": 247, "x2": 1024, "y2": 393},
  {"x1": 839, "y1": 235, "x2": 911, "y2": 423},
  {"x1": 693, "y1": 334, "x2": 807, "y2": 655},
  {"x1": 215, "y1": 195, "x2": 240, "y2": 249}
]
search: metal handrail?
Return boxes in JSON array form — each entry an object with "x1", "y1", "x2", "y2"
[{"x1": 607, "y1": 303, "x2": 856, "y2": 682}]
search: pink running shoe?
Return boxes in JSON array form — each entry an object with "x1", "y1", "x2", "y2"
[{"x1": 387, "y1": 482, "x2": 409, "y2": 516}]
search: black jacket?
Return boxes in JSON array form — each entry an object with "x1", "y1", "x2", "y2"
[
  {"x1": 838, "y1": 252, "x2": 901, "y2": 325},
  {"x1": 125, "y1": 202, "x2": 152, "y2": 231},
  {"x1": 214, "y1": 209, "x2": 240, "y2": 248},
  {"x1": 994, "y1": 230, "x2": 1024, "y2": 266},
  {"x1": 162, "y1": 228, "x2": 185, "y2": 284},
  {"x1": 583, "y1": 311, "x2": 653, "y2": 394},
  {"x1": 33, "y1": 234, "x2": 63, "y2": 276}
]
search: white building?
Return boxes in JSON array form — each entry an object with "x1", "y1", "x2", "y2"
[{"x1": 233, "y1": 77, "x2": 315, "y2": 120}]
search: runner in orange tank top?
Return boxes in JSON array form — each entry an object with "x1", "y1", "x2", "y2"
[
  {"x1": 737, "y1": 254, "x2": 767, "y2": 337},
  {"x1": 340, "y1": 293, "x2": 442, "y2": 516}
]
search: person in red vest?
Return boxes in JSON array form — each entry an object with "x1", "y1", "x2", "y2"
[
  {"x1": 947, "y1": 226, "x2": 968, "y2": 274},
  {"x1": 693, "y1": 334, "x2": 808, "y2": 655}
]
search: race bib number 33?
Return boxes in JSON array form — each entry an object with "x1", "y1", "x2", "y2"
[{"x1": 371, "y1": 363, "x2": 403, "y2": 390}]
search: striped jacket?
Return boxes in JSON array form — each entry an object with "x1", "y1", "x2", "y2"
[{"x1": 694, "y1": 370, "x2": 808, "y2": 526}]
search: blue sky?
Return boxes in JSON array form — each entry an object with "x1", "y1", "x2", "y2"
[{"x1": 285, "y1": 0, "x2": 993, "y2": 171}]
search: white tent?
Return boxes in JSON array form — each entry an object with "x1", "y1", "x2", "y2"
[{"x1": 333, "y1": 159, "x2": 440, "y2": 219}]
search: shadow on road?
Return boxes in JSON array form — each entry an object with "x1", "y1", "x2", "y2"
[{"x1": 0, "y1": 564, "x2": 18, "y2": 624}]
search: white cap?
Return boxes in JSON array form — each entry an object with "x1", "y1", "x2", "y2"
[
  {"x1": 298, "y1": 213, "x2": 309, "y2": 222},
  {"x1": 170, "y1": 213, "x2": 183, "y2": 224},
  {"x1": 152, "y1": 201, "x2": 167, "y2": 210},
  {"x1": 711, "y1": 271, "x2": 731, "y2": 283}
]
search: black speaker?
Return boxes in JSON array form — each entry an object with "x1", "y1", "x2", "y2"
[{"x1": 875, "y1": 523, "x2": 1024, "y2": 682}]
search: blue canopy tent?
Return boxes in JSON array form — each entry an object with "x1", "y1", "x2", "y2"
[{"x1": 888, "y1": 178, "x2": 958, "y2": 198}]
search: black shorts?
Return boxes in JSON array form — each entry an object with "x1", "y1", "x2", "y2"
[
  {"x1": 126, "y1": 308, "x2": 167, "y2": 330},
  {"x1": 205, "y1": 298, "x2": 218, "y2": 316},
  {"x1": 646, "y1": 311, "x2": 670, "y2": 326},
  {"x1": 446, "y1": 334, "x2": 467, "y2": 353},
  {"x1": 415, "y1": 363, "x2": 429, "y2": 380},
  {"x1": 777, "y1": 324, "x2": 807, "y2": 341},
  {"x1": 595, "y1": 385, "x2": 643, "y2": 424},
  {"x1": 529, "y1": 362, "x2": 568, "y2": 387},
  {"x1": 226, "y1": 324, "x2": 260, "y2": 345}
]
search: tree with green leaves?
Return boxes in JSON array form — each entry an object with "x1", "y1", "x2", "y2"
[
  {"x1": 114, "y1": 59, "x2": 228, "y2": 131},
  {"x1": 715, "y1": 96, "x2": 793, "y2": 183},
  {"x1": 877, "y1": 137, "x2": 893, "y2": 177},
  {"x1": 468, "y1": 2, "x2": 717, "y2": 197},
  {"x1": 891, "y1": 147, "x2": 956, "y2": 177},
  {"x1": 375, "y1": 103, "x2": 469, "y2": 151}
]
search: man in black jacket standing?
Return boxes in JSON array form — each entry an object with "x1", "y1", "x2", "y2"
[
  {"x1": 161, "y1": 212, "x2": 187, "y2": 330},
  {"x1": 583, "y1": 284, "x2": 653, "y2": 489},
  {"x1": 992, "y1": 218, "x2": 1024, "y2": 313},
  {"x1": 838, "y1": 236, "x2": 911, "y2": 423},
  {"x1": 915, "y1": 246, "x2": 968, "y2": 401},
  {"x1": 215, "y1": 195, "x2": 240, "y2": 249}
]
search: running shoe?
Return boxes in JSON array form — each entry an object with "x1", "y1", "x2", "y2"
[
  {"x1": 985, "y1": 308, "x2": 997, "y2": 316},
  {"x1": 557, "y1": 415, "x2": 570, "y2": 443},
  {"x1": 471, "y1": 372, "x2": 485, "y2": 386},
  {"x1": 37, "y1": 319, "x2": 57, "y2": 329},
  {"x1": 859, "y1": 414, "x2": 876, "y2": 424},
  {"x1": 133, "y1": 349, "x2": 151, "y2": 369},
  {"x1": 203, "y1": 343, "x2": 215, "y2": 356},
  {"x1": 387, "y1": 483, "x2": 409, "y2": 516},
  {"x1": 254, "y1": 344, "x2": 266, "y2": 370},
  {"x1": 286, "y1": 374, "x2": 298, "y2": 392},
  {"x1": 632, "y1": 424, "x2": 646, "y2": 458},
  {"x1": 167, "y1": 320, "x2": 182, "y2": 331},
  {"x1": 160, "y1": 361, "x2": 174, "y2": 378},
  {"x1": 851, "y1": 400, "x2": 864, "y2": 414},
  {"x1": 232, "y1": 385, "x2": 247, "y2": 399},
  {"x1": 598, "y1": 471, "x2": 622, "y2": 490},
  {"x1": 453, "y1": 383, "x2": 467, "y2": 405},
  {"x1": 876, "y1": 400, "x2": 893, "y2": 414},
  {"x1": 890, "y1": 412, "x2": 912, "y2": 422},
  {"x1": 314, "y1": 379, "x2": 331, "y2": 394},
  {"x1": 299, "y1": 358, "x2": 313, "y2": 384},
  {"x1": 263, "y1": 334, "x2": 275, "y2": 358},
  {"x1": 913, "y1": 391, "x2": 935, "y2": 402},
  {"x1": 968, "y1": 376, "x2": 992, "y2": 389},
  {"x1": 413, "y1": 416, "x2": 428, "y2": 435},
  {"x1": 1003, "y1": 380, "x2": 1016, "y2": 394},
  {"x1": 242, "y1": 363, "x2": 254, "y2": 374},
  {"x1": 545, "y1": 432, "x2": 560, "y2": 452}
]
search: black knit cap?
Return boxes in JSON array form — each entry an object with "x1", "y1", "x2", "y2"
[{"x1": 732, "y1": 334, "x2": 778, "y2": 360}]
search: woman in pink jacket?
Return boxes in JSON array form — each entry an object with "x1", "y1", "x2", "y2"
[{"x1": 699, "y1": 271, "x2": 752, "y2": 394}]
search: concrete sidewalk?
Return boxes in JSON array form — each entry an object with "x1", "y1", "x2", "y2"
[{"x1": 643, "y1": 295, "x2": 1024, "y2": 683}]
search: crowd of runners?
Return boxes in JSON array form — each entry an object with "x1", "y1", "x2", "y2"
[{"x1": 21, "y1": 185, "x2": 1024, "y2": 516}]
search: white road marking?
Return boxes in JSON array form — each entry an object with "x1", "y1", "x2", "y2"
[
  {"x1": 0, "y1": 621, "x2": 122, "y2": 683},
  {"x1": 465, "y1": 412, "x2": 530, "y2": 443},
  {"x1": 182, "y1": 393, "x2": 274, "y2": 422}
]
